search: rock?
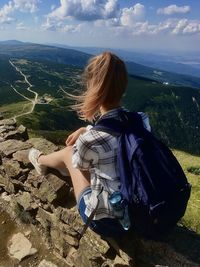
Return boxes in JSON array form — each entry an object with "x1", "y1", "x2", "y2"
[
  {"x1": 0, "y1": 118, "x2": 16, "y2": 127},
  {"x1": 37, "y1": 173, "x2": 70, "y2": 204},
  {"x1": 4, "y1": 125, "x2": 29, "y2": 141},
  {"x1": 27, "y1": 138, "x2": 58, "y2": 154},
  {"x1": 0, "y1": 192, "x2": 11, "y2": 202},
  {"x1": 16, "y1": 192, "x2": 34, "y2": 211},
  {"x1": 3, "y1": 158, "x2": 21, "y2": 178},
  {"x1": 38, "y1": 259, "x2": 58, "y2": 267},
  {"x1": 13, "y1": 149, "x2": 30, "y2": 165},
  {"x1": 8, "y1": 232, "x2": 37, "y2": 261},
  {"x1": 36, "y1": 208, "x2": 58, "y2": 229},
  {"x1": 0, "y1": 137, "x2": 5, "y2": 142},
  {"x1": 0, "y1": 124, "x2": 15, "y2": 131},
  {"x1": 0, "y1": 173, "x2": 15, "y2": 193},
  {"x1": 0, "y1": 139, "x2": 31, "y2": 156},
  {"x1": 25, "y1": 170, "x2": 46, "y2": 189}
]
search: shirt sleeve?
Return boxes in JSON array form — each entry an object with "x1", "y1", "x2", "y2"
[
  {"x1": 137, "y1": 112, "x2": 151, "y2": 132},
  {"x1": 72, "y1": 132, "x2": 98, "y2": 170}
]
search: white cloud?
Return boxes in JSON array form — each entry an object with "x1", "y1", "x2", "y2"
[
  {"x1": 51, "y1": 5, "x2": 56, "y2": 11},
  {"x1": 42, "y1": 17, "x2": 81, "y2": 33},
  {"x1": 46, "y1": 0, "x2": 119, "y2": 21},
  {"x1": 16, "y1": 22, "x2": 28, "y2": 30},
  {"x1": 120, "y1": 3, "x2": 145, "y2": 26},
  {"x1": 172, "y1": 19, "x2": 200, "y2": 35},
  {"x1": 157, "y1": 5, "x2": 190, "y2": 15},
  {"x1": 13, "y1": 0, "x2": 40, "y2": 13},
  {"x1": 183, "y1": 22, "x2": 200, "y2": 34},
  {"x1": 0, "y1": 1, "x2": 15, "y2": 24},
  {"x1": 0, "y1": 0, "x2": 40, "y2": 24}
]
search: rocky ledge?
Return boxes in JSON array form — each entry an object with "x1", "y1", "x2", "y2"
[{"x1": 0, "y1": 118, "x2": 200, "y2": 267}]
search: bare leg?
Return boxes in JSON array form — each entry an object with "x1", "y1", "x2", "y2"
[
  {"x1": 38, "y1": 148, "x2": 69, "y2": 175},
  {"x1": 38, "y1": 146, "x2": 90, "y2": 201}
]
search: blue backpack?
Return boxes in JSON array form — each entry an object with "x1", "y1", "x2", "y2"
[{"x1": 93, "y1": 110, "x2": 191, "y2": 239}]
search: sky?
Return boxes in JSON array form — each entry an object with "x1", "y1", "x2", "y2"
[{"x1": 0, "y1": 0, "x2": 200, "y2": 53}]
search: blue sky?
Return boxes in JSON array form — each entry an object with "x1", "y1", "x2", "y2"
[{"x1": 0, "y1": 0, "x2": 199, "y2": 52}]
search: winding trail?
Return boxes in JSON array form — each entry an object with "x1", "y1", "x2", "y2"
[{"x1": 9, "y1": 60, "x2": 39, "y2": 121}]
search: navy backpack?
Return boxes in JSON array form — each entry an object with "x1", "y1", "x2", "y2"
[{"x1": 93, "y1": 110, "x2": 191, "y2": 240}]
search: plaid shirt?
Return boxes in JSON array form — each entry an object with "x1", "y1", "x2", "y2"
[{"x1": 72, "y1": 108, "x2": 151, "y2": 220}]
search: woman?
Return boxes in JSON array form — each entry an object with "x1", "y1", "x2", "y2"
[{"x1": 29, "y1": 52, "x2": 150, "y2": 238}]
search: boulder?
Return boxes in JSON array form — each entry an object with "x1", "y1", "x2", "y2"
[
  {"x1": 16, "y1": 192, "x2": 34, "y2": 211},
  {"x1": 27, "y1": 138, "x2": 58, "y2": 154},
  {"x1": 38, "y1": 260, "x2": 58, "y2": 267},
  {"x1": 8, "y1": 232, "x2": 37, "y2": 261},
  {"x1": 0, "y1": 139, "x2": 31, "y2": 156},
  {"x1": 0, "y1": 118, "x2": 16, "y2": 127},
  {"x1": 37, "y1": 173, "x2": 70, "y2": 204},
  {"x1": 13, "y1": 149, "x2": 30, "y2": 165},
  {"x1": 0, "y1": 173, "x2": 15, "y2": 193},
  {"x1": 2, "y1": 158, "x2": 22, "y2": 179},
  {"x1": 4, "y1": 125, "x2": 29, "y2": 141}
]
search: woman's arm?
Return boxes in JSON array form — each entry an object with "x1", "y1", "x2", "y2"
[{"x1": 66, "y1": 127, "x2": 87, "y2": 146}]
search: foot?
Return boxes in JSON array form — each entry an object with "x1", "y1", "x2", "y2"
[{"x1": 28, "y1": 148, "x2": 47, "y2": 175}]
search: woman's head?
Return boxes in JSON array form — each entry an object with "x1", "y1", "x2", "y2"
[{"x1": 72, "y1": 51, "x2": 128, "y2": 122}]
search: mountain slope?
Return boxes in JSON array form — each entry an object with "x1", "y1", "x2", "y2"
[
  {"x1": 0, "y1": 55, "x2": 199, "y2": 154},
  {"x1": 0, "y1": 41, "x2": 200, "y2": 89}
]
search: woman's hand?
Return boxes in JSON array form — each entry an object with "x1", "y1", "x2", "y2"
[{"x1": 65, "y1": 127, "x2": 87, "y2": 146}]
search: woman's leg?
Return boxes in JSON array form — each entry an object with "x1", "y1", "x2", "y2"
[
  {"x1": 38, "y1": 146, "x2": 90, "y2": 201},
  {"x1": 38, "y1": 148, "x2": 69, "y2": 175}
]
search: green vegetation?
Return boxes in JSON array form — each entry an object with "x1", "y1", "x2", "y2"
[
  {"x1": 124, "y1": 75, "x2": 200, "y2": 155},
  {"x1": 0, "y1": 101, "x2": 32, "y2": 118},
  {"x1": 0, "y1": 56, "x2": 200, "y2": 155},
  {"x1": 173, "y1": 150, "x2": 200, "y2": 234},
  {"x1": 187, "y1": 166, "x2": 200, "y2": 176}
]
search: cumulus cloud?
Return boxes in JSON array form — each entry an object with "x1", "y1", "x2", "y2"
[
  {"x1": 120, "y1": 3, "x2": 145, "y2": 26},
  {"x1": 0, "y1": 0, "x2": 40, "y2": 24},
  {"x1": 122, "y1": 18, "x2": 200, "y2": 36},
  {"x1": 172, "y1": 19, "x2": 200, "y2": 35},
  {"x1": 157, "y1": 5, "x2": 190, "y2": 15},
  {"x1": 16, "y1": 22, "x2": 28, "y2": 30},
  {"x1": 46, "y1": 0, "x2": 119, "y2": 21},
  {"x1": 0, "y1": 1, "x2": 15, "y2": 24},
  {"x1": 42, "y1": 17, "x2": 82, "y2": 33},
  {"x1": 13, "y1": 0, "x2": 40, "y2": 13}
]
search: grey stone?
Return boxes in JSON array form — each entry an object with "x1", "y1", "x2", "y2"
[
  {"x1": 13, "y1": 149, "x2": 30, "y2": 165},
  {"x1": 0, "y1": 118, "x2": 16, "y2": 127},
  {"x1": 0, "y1": 139, "x2": 31, "y2": 156},
  {"x1": 0, "y1": 124, "x2": 15, "y2": 131},
  {"x1": 37, "y1": 173, "x2": 69, "y2": 203},
  {"x1": 3, "y1": 158, "x2": 21, "y2": 178},
  {"x1": 16, "y1": 192, "x2": 34, "y2": 211},
  {"x1": 36, "y1": 207, "x2": 58, "y2": 229},
  {"x1": 8, "y1": 232, "x2": 37, "y2": 261},
  {"x1": 27, "y1": 138, "x2": 58, "y2": 154},
  {"x1": 38, "y1": 259, "x2": 58, "y2": 267},
  {"x1": 4, "y1": 125, "x2": 28, "y2": 141},
  {"x1": 0, "y1": 173, "x2": 15, "y2": 193}
]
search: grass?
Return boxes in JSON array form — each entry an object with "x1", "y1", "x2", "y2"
[
  {"x1": 173, "y1": 150, "x2": 200, "y2": 234},
  {"x1": 0, "y1": 101, "x2": 32, "y2": 119}
]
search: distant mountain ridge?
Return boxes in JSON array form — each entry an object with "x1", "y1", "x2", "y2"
[
  {"x1": 0, "y1": 40, "x2": 200, "y2": 89},
  {"x1": 47, "y1": 43, "x2": 200, "y2": 78}
]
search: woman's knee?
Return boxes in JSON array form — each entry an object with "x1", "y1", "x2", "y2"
[{"x1": 63, "y1": 146, "x2": 73, "y2": 167}]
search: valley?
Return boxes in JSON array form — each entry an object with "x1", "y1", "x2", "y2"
[{"x1": 0, "y1": 42, "x2": 200, "y2": 154}]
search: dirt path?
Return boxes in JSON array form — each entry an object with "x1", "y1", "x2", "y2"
[{"x1": 9, "y1": 60, "x2": 39, "y2": 121}]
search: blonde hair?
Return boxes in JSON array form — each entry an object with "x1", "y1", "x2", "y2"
[{"x1": 69, "y1": 51, "x2": 128, "y2": 122}]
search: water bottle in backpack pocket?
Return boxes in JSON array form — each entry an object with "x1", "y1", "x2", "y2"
[{"x1": 109, "y1": 191, "x2": 131, "y2": 231}]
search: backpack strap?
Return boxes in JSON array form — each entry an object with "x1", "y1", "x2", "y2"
[{"x1": 93, "y1": 111, "x2": 144, "y2": 135}]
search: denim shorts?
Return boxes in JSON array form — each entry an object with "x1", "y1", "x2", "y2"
[{"x1": 77, "y1": 187, "x2": 125, "y2": 238}]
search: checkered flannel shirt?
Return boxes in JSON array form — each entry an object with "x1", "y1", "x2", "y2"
[{"x1": 72, "y1": 108, "x2": 151, "y2": 220}]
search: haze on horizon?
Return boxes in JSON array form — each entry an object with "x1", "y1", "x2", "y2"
[{"x1": 0, "y1": 0, "x2": 200, "y2": 54}]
